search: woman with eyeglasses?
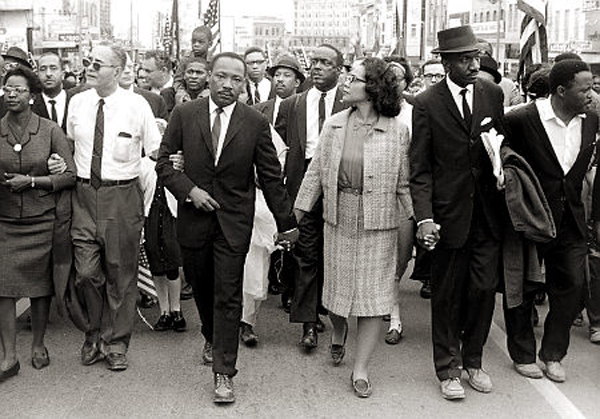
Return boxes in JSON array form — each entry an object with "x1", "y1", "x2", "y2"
[
  {"x1": 294, "y1": 57, "x2": 413, "y2": 398},
  {"x1": 0, "y1": 66, "x2": 75, "y2": 381}
]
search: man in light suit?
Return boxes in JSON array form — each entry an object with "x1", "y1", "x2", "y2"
[
  {"x1": 156, "y1": 52, "x2": 298, "y2": 404},
  {"x1": 502, "y1": 59, "x2": 600, "y2": 381},
  {"x1": 275, "y1": 44, "x2": 348, "y2": 350},
  {"x1": 409, "y1": 26, "x2": 505, "y2": 400}
]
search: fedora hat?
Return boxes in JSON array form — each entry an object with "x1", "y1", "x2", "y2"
[
  {"x1": 267, "y1": 55, "x2": 306, "y2": 83},
  {"x1": 479, "y1": 55, "x2": 502, "y2": 83},
  {"x1": 432, "y1": 25, "x2": 480, "y2": 55},
  {"x1": 2, "y1": 46, "x2": 32, "y2": 69}
]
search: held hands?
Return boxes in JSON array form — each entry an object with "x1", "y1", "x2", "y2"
[
  {"x1": 275, "y1": 228, "x2": 300, "y2": 252},
  {"x1": 187, "y1": 186, "x2": 220, "y2": 211},
  {"x1": 170, "y1": 150, "x2": 184, "y2": 172},
  {"x1": 47, "y1": 153, "x2": 67, "y2": 175},
  {"x1": 3, "y1": 173, "x2": 32, "y2": 192},
  {"x1": 416, "y1": 221, "x2": 441, "y2": 251}
]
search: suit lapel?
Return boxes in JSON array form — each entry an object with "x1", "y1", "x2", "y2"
[
  {"x1": 297, "y1": 92, "x2": 308, "y2": 155},
  {"x1": 221, "y1": 102, "x2": 245, "y2": 155},
  {"x1": 470, "y1": 82, "x2": 485, "y2": 135},
  {"x1": 528, "y1": 103, "x2": 563, "y2": 172},
  {"x1": 333, "y1": 87, "x2": 346, "y2": 114},
  {"x1": 197, "y1": 98, "x2": 214, "y2": 159},
  {"x1": 437, "y1": 82, "x2": 469, "y2": 134}
]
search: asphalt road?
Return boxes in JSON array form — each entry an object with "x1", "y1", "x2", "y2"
[{"x1": 2, "y1": 265, "x2": 599, "y2": 419}]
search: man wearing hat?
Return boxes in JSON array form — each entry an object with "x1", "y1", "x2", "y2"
[{"x1": 409, "y1": 25, "x2": 505, "y2": 400}]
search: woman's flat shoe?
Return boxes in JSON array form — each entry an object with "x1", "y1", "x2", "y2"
[
  {"x1": 330, "y1": 324, "x2": 348, "y2": 365},
  {"x1": 32, "y1": 347, "x2": 50, "y2": 370},
  {"x1": 385, "y1": 328, "x2": 403, "y2": 345},
  {"x1": 0, "y1": 361, "x2": 20, "y2": 382},
  {"x1": 350, "y1": 373, "x2": 372, "y2": 398}
]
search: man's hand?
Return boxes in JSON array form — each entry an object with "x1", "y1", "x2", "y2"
[
  {"x1": 4, "y1": 173, "x2": 32, "y2": 192},
  {"x1": 47, "y1": 153, "x2": 67, "y2": 175},
  {"x1": 416, "y1": 221, "x2": 441, "y2": 251},
  {"x1": 276, "y1": 228, "x2": 300, "y2": 252},
  {"x1": 170, "y1": 150, "x2": 184, "y2": 172},
  {"x1": 187, "y1": 186, "x2": 220, "y2": 211}
]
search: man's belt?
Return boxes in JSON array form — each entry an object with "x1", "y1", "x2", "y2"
[{"x1": 76, "y1": 176, "x2": 138, "y2": 187}]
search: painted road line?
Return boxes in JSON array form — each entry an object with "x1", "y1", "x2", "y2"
[{"x1": 489, "y1": 321, "x2": 586, "y2": 419}]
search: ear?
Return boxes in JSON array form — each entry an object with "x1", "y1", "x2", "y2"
[
  {"x1": 294, "y1": 79, "x2": 301, "y2": 89},
  {"x1": 556, "y1": 85, "x2": 566, "y2": 97}
]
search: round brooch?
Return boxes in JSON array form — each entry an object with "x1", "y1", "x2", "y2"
[{"x1": 13, "y1": 144, "x2": 22, "y2": 153}]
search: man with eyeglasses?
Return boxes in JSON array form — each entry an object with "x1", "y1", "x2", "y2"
[
  {"x1": 410, "y1": 26, "x2": 505, "y2": 400},
  {"x1": 421, "y1": 59, "x2": 446, "y2": 90},
  {"x1": 275, "y1": 44, "x2": 349, "y2": 351},
  {"x1": 66, "y1": 45, "x2": 161, "y2": 372},
  {"x1": 244, "y1": 47, "x2": 274, "y2": 105}
]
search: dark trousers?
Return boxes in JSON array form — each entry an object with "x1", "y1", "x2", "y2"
[
  {"x1": 71, "y1": 182, "x2": 144, "y2": 354},
  {"x1": 431, "y1": 214, "x2": 500, "y2": 381},
  {"x1": 180, "y1": 218, "x2": 247, "y2": 377},
  {"x1": 504, "y1": 211, "x2": 587, "y2": 363},
  {"x1": 584, "y1": 254, "x2": 600, "y2": 330},
  {"x1": 290, "y1": 197, "x2": 324, "y2": 324}
]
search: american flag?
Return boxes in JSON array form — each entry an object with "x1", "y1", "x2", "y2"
[
  {"x1": 517, "y1": 0, "x2": 548, "y2": 81},
  {"x1": 203, "y1": 0, "x2": 221, "y2": 53}
]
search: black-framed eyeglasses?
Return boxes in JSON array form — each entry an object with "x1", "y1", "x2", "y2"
[
  {"x1": 2, "y1": 85, "x2": 30, "y2": 95},
  {"x1": 83, "y1": 58, "x2": 116, "y2": 72},
  {"x1": 346, "y1": 74, "x2": 367, "y2": 84},
  {"x1": 424, "y1": 74, "x2": 445, "y2": 81}
]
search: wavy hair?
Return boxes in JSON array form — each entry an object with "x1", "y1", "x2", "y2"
[
  {"x1": 361, "y1": 57, "x2": 401, "y2": 117},
  {"x1": 3, "y1": 65, "x2": 42, "y2": 95}
]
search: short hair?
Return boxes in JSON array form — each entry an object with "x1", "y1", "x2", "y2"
[
  {"x1": 3, "y1": 65, "x2": 43, "y2": 95},
  {"x1": 361, "y1": 57, "x2": 401, "y2": 117},
  {"x1": 554, "y1": 52, "x2": 582, "y2": 63},
  {"x1": 476, "y1": 38, "x2": 493, "y2": 56},
  {"x1": 421, "y1": 58, "x2": 442, "y2": 73},
  {"x1": 384, "y1": 55, "x2": 414, "y2": 87},
  {"x1": 97, "y1": 43, "x2": 127, "y2": 68},
  {"x1": 37, "y1": 52, "x2": 63, "y2": 68},
  {"x1": 317, "y1": 44, "x2": 343, "y2": 66},
  {"x1": 64, "y1": 71, "x2": 77, "y2": 79},
  {"x1": 526, "y1": 67, "x2": 551, "y2": 99},
  {"x1": 182, "y1": 56, "x2": 209, "y2": 72},
  {"x1": 210, "y1": 52, "x2": 247, "y2": 76},
  {"x1": 549, "y1": 59, "x2": 590, "y2": 94},
  {"x1": 244, "y1": 47, "x2": 265, "y2": 60},
  {"x1": 521, "y1": 63, "x2": 548, "y2": 93},
  {"x1": 192, "y1": 26, "x2": 212, "y2": 42},
  {"x1": 145, "y1": 50, "x2": 173, "y2": 72}
]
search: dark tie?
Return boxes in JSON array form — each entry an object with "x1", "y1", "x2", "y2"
[
  {"x1": 254, "y1": 82, "x2": 261, "y2": 104},
  {"x1": 212, "y1": 107, "x2": 223, "y2": 157},
  {"x1": 318, "y1": 92, "x2": 327, "y2": 133},
  {"x1": 460, "y1": 88, "x2": 472, "y2": 129},
  {"x1": 90, "y1": 99, "x2": 105, "y2": 189},
  {"x1": 49, "y1": 99, "x2": 58, "y2": 123}
]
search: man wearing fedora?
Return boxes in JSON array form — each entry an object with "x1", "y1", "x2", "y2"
[{"x1": 409, "y1": 25, "x2": 505, "y2": 400}]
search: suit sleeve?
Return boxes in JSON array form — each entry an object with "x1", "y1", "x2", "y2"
[
  {"x1": 396, "y1": 122, "x2": 414, "y2": 220},
  {"x1": 156, "y1": 106, "x2": 197, "y2": 200},
  {"x1": 294, "y1": 125, "x2": 325, "y2": 213},
  {"x1": 156, "y1": 95, "x2": 169, "y2": 121},
  {"x1": 274, "y1": 96, "x2": 291, "y2": 145},
  {"x1": 254, "y1": 114, "x2": 297, "y2": 232},
  {"x1": 591, "y1": 116, "x2": 600, "y2": 221},
  {"x1": 409, "y1": 97, "x2": 434, "y2": 222},
  {"x1": 49, "y1": 124, "x2": 76, "y2": 192}
]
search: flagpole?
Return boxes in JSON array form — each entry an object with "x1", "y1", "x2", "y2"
[{"x1": 218, "y1": 0, "x2": 222, "y2": 53}]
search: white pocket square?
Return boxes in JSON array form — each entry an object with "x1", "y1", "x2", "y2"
[{"x1": 481, "y1": 117, "x2": 492, "y2": 126}]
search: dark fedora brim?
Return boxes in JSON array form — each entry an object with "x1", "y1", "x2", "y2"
[
  {"x1": 431, "y1": 45, "x2": 480, "y2": 54},
  {"x1": 267, "y1": 65, "x2": 306, "y2": 83},
  {"x1": 1, "y1": 55, "x2": 32, "y2": 69}
]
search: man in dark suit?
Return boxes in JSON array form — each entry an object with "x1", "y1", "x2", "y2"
[
  {"x1": 32, "y1": 52, "x2": 70, "y2": 131},
  {"x1": 156, "y1": 52, "x2": 298, "y2": 404},
  {"x1": 244, "y1": 47, "x2": 275, "y2": 105},
  {"x1": 275, "y1": 43, "x2": 348, "y2": 350},
  {"x1": 409, "y1": 26, "x2": 505, "y2": 400},
  {"x1": 502, "y1": 59, "x2": 600, "y2": 382}
]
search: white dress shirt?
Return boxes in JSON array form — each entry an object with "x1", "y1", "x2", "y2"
[
  {"x1": 67, "y1": 87, "x2": 161, "y2": 180},
  {"x1": 536, "y1": 97, "x2": 584, "y2": 174},
  {"x1": 305, "y1": 86, "x2": 337, "y2": 160},
  {"x1": 446, "y1": 76, "x2": 473, "y2": 118},
  {"x1": 272, "y1": 95, "x2": 283, "y2": 123},
  {"x1": 249, "y1": 78, "x2": 272, "y2": 104},
  {"x1": 42, "y1": 89, "x2": 67, "y2": 125},
  {"x1": 209, "y1": 97, "x2": 237, "y2": 165}
]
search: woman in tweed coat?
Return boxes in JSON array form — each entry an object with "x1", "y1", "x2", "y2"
[
  {"x1": 0, "y1": 67, "x2": 75, "y2": 380},
  {"x1": 294, "y1": 58, "x2": 413, "y2": 397}
]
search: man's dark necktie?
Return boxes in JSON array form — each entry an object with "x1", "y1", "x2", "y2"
[
  {"x1": 212, "y1": 107, "x2": 223, "y2": 157},
  {"x1": 318, "y1": 92, "x2": 327, "y2": 133},
  {"x1": 90, "y1": 99, "x2": 105, "y2": 189},
  {"x1": 460, "y1": 88, "x2": 472, "y2": 129},
  {"x1": 49, "y1": 99, "x2": 58, "y2": 123},
  {"x1": 254, "y1": 82, "x2": 261, "y2": 104}
]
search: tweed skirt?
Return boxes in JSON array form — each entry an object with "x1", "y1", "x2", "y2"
[
  {"x1": 323, "y1": 191, "x2": 398, "y2": 317},
  {"x1": 0, "y1": 210, "x2": 55, "y2": 298}
]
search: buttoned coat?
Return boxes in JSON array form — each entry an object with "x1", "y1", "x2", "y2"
[
  {"x1": 31, "y1": 90, "x2": 72, "y2": 132},
  {"x1": 294, "y1": 108, "x2": 414, "y2": 229}
]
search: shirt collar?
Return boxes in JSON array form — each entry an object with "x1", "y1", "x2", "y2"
[
  {"x1": 92, "y1": 86, "x2": 124, "y2": 106},
  {"x1": 311, "y1": 85, "x2": 337, "y2": 98},
  {"x1": 537, "y1": 96, "x2": 586, "y2": 123},
  {"x1": 42, "y1": 89, "x2": 66, "y2": 103},
  {"x1": 446, "y1": 75, "x2": 473, "y2": 98},
  {"x1": 209, "y1": 96, "x2": 236, "y2": 118}
]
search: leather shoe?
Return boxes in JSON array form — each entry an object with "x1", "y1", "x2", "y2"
[
  {"x1": 573, "y1": 312, "x2": 584, "y2": 327},
  {"x1": 0, "y1": 361, "x2": 20, "y2": 382},
  {"x1": 351, "y1": 373, "x2": 372, "y2": 398},
  {"x1": 213, "y1": 373, "x2": 235, "y2": 404},
  {"x1": 202, "y1": 341, "x2": 213, "y2": 364},
  {"x1": 385, "y1": 328, "x2": 403, "y2": 345},
  {"x1": 465, "y1": 368, "x2": 492, "y2": 393},
  {"x1": 330, "y1": 324, "x2": 348, "y2": 365},
  {"x1": 31, "y1": 347, "x2": 50, "y2": 370},
  {"x1": 300, "y1": 325, "x2": 318, "y2": 351},
  {"x1": 81, "y1": 341, "x2": 105, "y2": 366},
  {"x1": 240, "y1": 322, "x2": 258, "y2": 347},
  {"x1": 590, "y1": 328, "x2": 600, "y2": 344},
  {"x1": 153, "y1": 312, "x2": 173, "y2": 331},
  {"x1": 543, "y1": 361, "x2": 566, "y2": 383},
  {"x1": 106, "y1": 353, "x2": 128, "y2": 371},
  {"x1": 440, "y1": 377, "x2": 465, "y2": 400},
  {"x1": 420, "y1": 280, "x2": 432, "y2": 299},
  {"x1": 514, "y1": 362, "x2": 543, "y2": 379},
  {"x1": 171, "y1": 311, "x2": 187, "y2": 332},
  {"x1": 180, "y1": 282, "x2": 194, "y2": 300}
]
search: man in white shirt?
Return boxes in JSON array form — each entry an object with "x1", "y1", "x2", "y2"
[
  {"x1": 33, "y1": 52, "x2": 69, "y2": 130},
  {"x1": 244, "y1": 47, "x2": 272, "y2": 105},
  {"x1": 67, "y1": 45, "x2": 161, "y2": 372},
  {"x1": 502, "y1": 59, "x2": 599, "y2": 382}
]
